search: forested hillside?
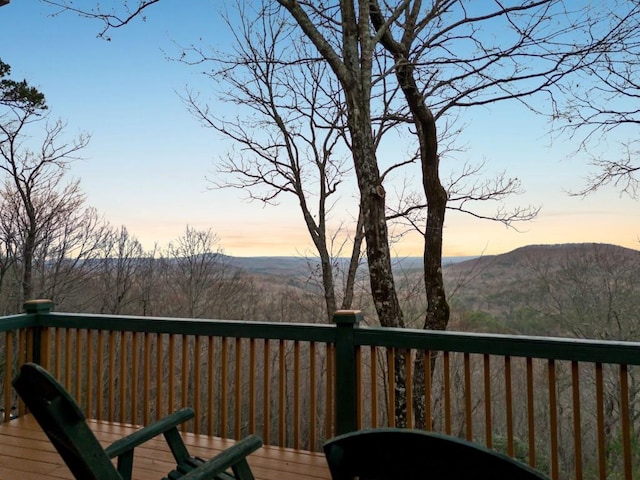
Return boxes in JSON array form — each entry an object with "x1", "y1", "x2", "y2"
[
  {"x1": 1, "y1": 237, "x2": 637, "y2": 342},
  {"x1": 443, "y1": 243, "x2": 640, "y2": 340}
]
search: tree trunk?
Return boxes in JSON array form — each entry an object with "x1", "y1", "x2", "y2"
[
  {"x1": 318, "y1": 248, "x2": 338, "y2": 323},
  {"x1": 340, "y1": 208, "x2": 365, "y2": 310},
  {"x1": 346, "y1": 94, "x2": 408, "y2": 425},
  {"x1": 21, "y1": 224, "x2": 36, "y2": 302},
  {"x1": 277, "y1": 0, "x2": 409, "y2": 426},
  {"x1": 371, "y1": 4, "x2": 450, "y2": 428}
]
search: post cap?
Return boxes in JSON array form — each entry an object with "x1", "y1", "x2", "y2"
[
  {"x1": 333, "y1": 310, "x2": 363, "y2": 325},
  {"x1": 23, "y1": 299, "x2": 54, "y2": 314}
]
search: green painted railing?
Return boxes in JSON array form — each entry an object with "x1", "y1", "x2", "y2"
[{"x1": 1, "y1": 300, "x2": 639, "y2": 480}]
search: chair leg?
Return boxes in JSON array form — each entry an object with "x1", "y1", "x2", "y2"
[
  {"x1": 231, "y1": 459, "x2": 256, "y2": 480},
  {"x1": 116, "y1": 450, "x2": 134, "y2": 480},
  {"x1": 163, "y1": 427, "x2": 192, "y2": 464}
]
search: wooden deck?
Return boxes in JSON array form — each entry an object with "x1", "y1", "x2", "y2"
[{"x1": 0, "y1": 415, "x2": 330, "y2": 480}]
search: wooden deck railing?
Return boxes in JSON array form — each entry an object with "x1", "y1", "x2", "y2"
[{"x1": 1, "y1": 300, "x2": 640, "y2": 480}]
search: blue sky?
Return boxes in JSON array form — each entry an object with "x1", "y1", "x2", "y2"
[{"x1": 0, "y1": 1, "x2": 638, "y2": 257}]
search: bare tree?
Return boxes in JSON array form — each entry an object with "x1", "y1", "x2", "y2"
[
  {"x1": 0, "y1": 59, "x2": 93, "y2": 304},
  {"x1": 178, "y1": 2, "x2": 370, "y2": 323},
  {"x1": 165, "y1": 226, "x2": 245, "y2": 319},
  {"x1": 134, "y1": 244, "x2": 165, "y2": 316},
  {"x1": 0, "y1": 172, "x2": 112, "y2": 312},
  {"x1": 31, "y1": 204, "x2": 110, "y2": 310},
  {"x1": 93, "y1": 225, "x2": 144, "y2": 315},
  {"x1": 552, "y1": 2, "x2": 640, "y2": 198},
  {"x1": 0, "y1": 195, "x2": 19, "y2": 312}
]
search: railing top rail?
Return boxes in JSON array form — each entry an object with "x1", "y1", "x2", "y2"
[
  {"x1": 0, "y1": 313, "x2": 36, "y2": 332},
  {"x1": 35, "y1": 312, "x2": 337, "y2": 343},
  {"x1": 5, "y1": 307, "x2": 640, "y2": 366},
  {"x1": 355, "y1": 325, "x2": 640, "y2": 365}
]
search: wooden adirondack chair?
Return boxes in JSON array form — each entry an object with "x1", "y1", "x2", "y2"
[
  {"x1": 12, "y1": 362, "x2": 262, "y2": 480},
  {"x1": 323, "y1": 428, "x2": 551, "y2": 480}
]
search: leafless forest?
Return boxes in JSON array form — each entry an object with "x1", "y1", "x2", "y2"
[{"x1": 2, "y1": 237, "x2": 640, "y2": 478}]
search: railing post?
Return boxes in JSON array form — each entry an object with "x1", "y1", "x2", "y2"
[
  {"x1": 333, "y1": 309, "x2": 362, "y2": 435},
  {"x1": 23, "y1": 299, "x2": 53, "y2": 366}
]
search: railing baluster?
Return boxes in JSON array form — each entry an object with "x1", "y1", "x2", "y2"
[
  {"x1": 19, "y1": 328, "x2": 26, "y2": 370},
  {"x1": 55, "y1": 327, "x2": 62, "y2": 380},
  {"x1": 41, "y1": 326, "x2": 51, "y2": 371},
  {"x1": 406, "y1": 349, "x2": 413, "y2": 429},
  {"x1": 194, "y1": 335, "x2": 202, "y2": 434},
  {"x1": 168, "y1": 333, "x2": 175, "y2": 418},
  {"x1": 309, "y1": 341, "x2": 317, "y2": 450},
  {"x1": 235, "y1": 337, "x2": 242, "y2": 439},
  {"x1": 108, "y1": 330, "x2": 116, "y2": 423},
  {"x1": 181, "y1": 334, "x2": 188, "y2": 419},
  {"x1": 97, "y1": 330, "x2": 104, "y2": 421},
  {"x1": 464, "y1": 352, "x2": 472, "y2": 441},
  {"x1": 249, "y1": 338, "x2": 256, "y2": 435},
  {"x1": 278, "y1": 338, "x2": 286, "y2": 446},
  {"x1": 355, "y1": 345, "x2": 362, "y2": 430},
  {"x1": 131, "y1": 332, "x2": 139, "y2": 426},
  {"x1": 484, "y1": 354, "x2": 492, "y2": 448},
  {"x1": 371, "y1": 346, "x2": 378, "y2": 428},
  {"x1": 424, "y1": 350, "x2": 432, "y2": 432},
  {"x1": 443, "y1": 350, "x2": 451, "y2": 435},
  {"x1": 548, "y1": 359, "x2": 559, "y2": 480},
  {"x1": 207, "y1": 335, "x2": 214, "y2": 436},
  {"x1": 143, "y1": 332, "x2": 151, "y2": 425},
  {"x1": 86, "y1": 330, "x2": 93, "y2": 418},
  {"x1": 25, "y1": 327, "x2": 31, "y2": 366},
  {"x1": 221, "y1": 336, "x2": 228, "y2": 438},
  {"x1": 75, "y1": 329, "x2": 82, "y2": 408},
  {"x1": 571, "y1": 361, "x2": 583, "y2": 480},
  {"x1": 119, "y1": 331, "x2": 127, "y2": 424},
  {"x1": 505, "y1": 355, "x2": 513, "y2": 457},
  {"x1": 386, "y1": 348, "x2": 395, "y2": 428},
  {"x1": 65, "y1": 328, "x2": 72, "y2": 392},
  {"x1": 156, "y1": 333, "x2": 164, "y2": 421},
  {"x1": 325, "y1": 343, "x2": 334, "y2": 439},
  {"x1": 595, "y1": 362, "x2": 606, "y2": 480},
  {"x1": 3, "y1": 331, "x2": 12, "y2": 423},
  {"x1": 263, "y1": 339, "x2": 270, "y2": 445},
  {"x1": 17, "y1": 328, "x2": 27, "y2": 417},
  {"x1": 526, "y1": 357, "x2": 535, "y2": 468},
  {"x1": 293, "y1": 340, "x2": 300, "y2": 449},
  {"x1": 619, "y1": 364, "x2": 632, "y2": 480}
]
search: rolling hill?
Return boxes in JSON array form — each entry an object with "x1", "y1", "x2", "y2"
[{"x1": 226, "y1": 242, "x2": 640, "y2": 337}]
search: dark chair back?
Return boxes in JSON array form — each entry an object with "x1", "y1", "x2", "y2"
[
  {"x1": 323, "y1": 428, "x2": 550, "y2": 480},
  {"x1": 12, "y1": 363, "x2": 123, "y2": 479}
]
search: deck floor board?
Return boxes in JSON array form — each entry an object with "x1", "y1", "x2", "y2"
[{"x1": 0, "y1": 416, "x2": 330, "y2": 480}]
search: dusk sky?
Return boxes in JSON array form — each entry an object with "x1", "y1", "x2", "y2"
[{"x1": 1, "y1": 2, "x2": 638, "y2": 258}]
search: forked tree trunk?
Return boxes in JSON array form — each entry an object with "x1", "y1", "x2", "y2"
[
  {"x1": 370, "y1": 2, "x2": 450, "y2": 428},
  {"x1": 278, "y1": 0, "x2": 410, "y2": 425}
]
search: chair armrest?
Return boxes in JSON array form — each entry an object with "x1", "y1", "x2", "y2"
[
  {"x1": 178, "y1": 435, "x2": 263, "y2": 480},
  {"x1": 104, "y1": 407, "x2": 195, "y2": 458}
]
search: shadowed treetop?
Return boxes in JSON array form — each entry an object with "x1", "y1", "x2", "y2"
[{"x1": 0, "y1": 59, "x2": 47, "y2": 112}]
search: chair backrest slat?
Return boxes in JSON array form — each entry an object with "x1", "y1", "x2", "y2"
[{"x1": 12, "y1": 363, "x2": 123, "y2": 480}]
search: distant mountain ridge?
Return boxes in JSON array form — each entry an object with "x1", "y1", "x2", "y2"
[
  {"x1": 444, "y1": 242, "x2": 640, "y2": 294},
  {"x1": 225, "y1": 243, "x2": 638, "y2": 276},
  {"x1": 449, "y1": 242, "x2": 639, "y2": 270},
  {"x1": 224, "y1": 242, "x2": 639, "y2": 337},
  {"x1": 226, "y1": 254, "x2": 478, "y2": 275}
]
